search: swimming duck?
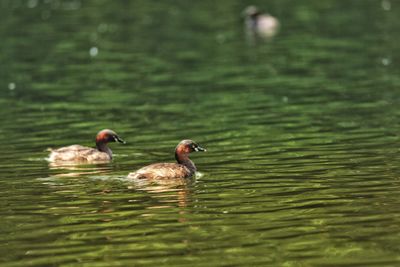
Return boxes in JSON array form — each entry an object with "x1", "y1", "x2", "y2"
[
  {"x1": 128, "y1": 139, "x2": 206, "y2": 179},
  {"x1": 243, "y1": 5, "x2": 279, "y2": 40},
  {"x1": 48, "y1": 129, "x2": 125, "y2": 163}
]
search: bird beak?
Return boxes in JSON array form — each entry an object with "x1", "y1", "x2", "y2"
[
  {"x1": 194, "y1": 146, "x2": 206, "y2": 152},
  {"x1": 115, "y1": 136, "x2": 126, "y2": 144}
]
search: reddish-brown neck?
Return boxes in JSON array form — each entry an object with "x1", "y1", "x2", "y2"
[
  {"x1": 175, "y1": 146, "x2": 196, "y2": 172},
  {"x1": 96, "y1": 136, "x2": 112, "y2": 158}
]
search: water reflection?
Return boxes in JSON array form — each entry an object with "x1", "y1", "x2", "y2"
[
  {"x1": 128, "y1": 176, "x2": 195, "y2": 210},
  {"x1": 48, "y1": 162, "x2": 113, "y2": 177}
]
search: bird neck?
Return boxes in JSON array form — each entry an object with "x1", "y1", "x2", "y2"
[
  {"x1": 96, "y1": 142, "x2": 112, "y2": 159},
  {"x1": 175, "y1": 152, "x2": 196, "y2": 173}
]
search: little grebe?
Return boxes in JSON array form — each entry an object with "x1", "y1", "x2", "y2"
[
  {"x1": 128, "y1": 139, "x2": 206, "y2": 179},
  {"x1": 48, "y1": 129, "x2": 125, "y2": 163},
  {"x1": 243, "y1": 5, "x2": 279, "y2": 40}
]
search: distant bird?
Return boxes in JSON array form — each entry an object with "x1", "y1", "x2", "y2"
[
  {"x1": 243, "y1": 5, "x2": 279, "y2": 41},
  {"x1": 48, "y1": 129, "x2": 125, "y2": 163},
  {"x1": 128, "y1": 139, "x2": 206, "y2": 180}
]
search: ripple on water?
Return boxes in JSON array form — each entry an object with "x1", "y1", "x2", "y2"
[{"x1": 1, "y1": 0, "x2": 400, "y2": 266}]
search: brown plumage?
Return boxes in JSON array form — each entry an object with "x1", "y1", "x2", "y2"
[
  {"x1": 128, "y1": 139, "x2": 206, "y2": 180},
  {"x1": 48, "y1": 129, "x2": 125, "y2": 163}
]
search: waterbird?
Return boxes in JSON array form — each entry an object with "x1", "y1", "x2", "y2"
[
  {"x1": 128, "y1": 139, "x2": 206, "y2": 179},
  {"x1": 243, "y1": 5, "x2": 279, "y2": 40},
  {"x1": 48, "y1": 129, "x2": 125, "y2": 163}
]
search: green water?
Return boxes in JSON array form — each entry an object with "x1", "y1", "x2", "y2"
[{"x1": 1, "y1": 0, "x2": 400, "y2": 266}]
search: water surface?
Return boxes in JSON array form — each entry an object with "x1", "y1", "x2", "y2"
[{"x1": 1, "y1": 0, "x2": 400, "y2": 266}]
